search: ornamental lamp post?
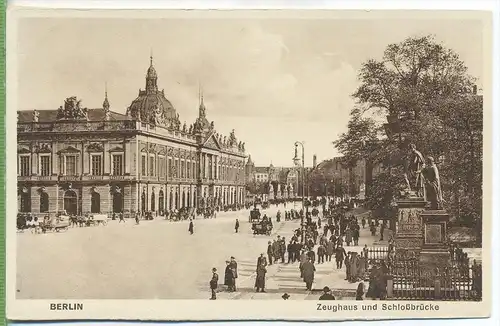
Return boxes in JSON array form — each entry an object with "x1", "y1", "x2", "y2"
[{"x1": 293, "y1": 141, "x2": 305, "y2": 245}]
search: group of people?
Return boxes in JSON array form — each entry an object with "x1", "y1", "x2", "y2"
[{"x1": 209, "y1": 256, "x2": 239, "y2": 300}]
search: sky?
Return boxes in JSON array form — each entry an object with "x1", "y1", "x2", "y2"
[{"x1": 16, "y1": 13, "x2": 484, "y2": 167}]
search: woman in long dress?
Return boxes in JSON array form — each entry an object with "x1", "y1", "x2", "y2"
[{"x1": 224, "y1": 261, "x2": 234, "y2": 292}]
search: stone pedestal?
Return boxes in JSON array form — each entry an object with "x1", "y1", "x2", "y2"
[
  {"x1": 394, "y1": 196, "x2": 426, "y2": 257},
  {"x1": 419, "y1": 210, "x2": 451, "y2": 274}
]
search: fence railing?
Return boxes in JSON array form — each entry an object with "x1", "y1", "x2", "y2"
[
  {"x1": 362, "y1": 245, "x2": 482, "y2": 301},
  {"x1": 389, "y1": 265, "x2": 482, "y2": 301}
]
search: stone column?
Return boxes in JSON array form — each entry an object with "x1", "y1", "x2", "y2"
[
  {"x1": 125, "y1": 140, "x2": 131, "y2": 174},
  {"x1": 104, "y1": 142, "x2": 110, "y2": 175}
]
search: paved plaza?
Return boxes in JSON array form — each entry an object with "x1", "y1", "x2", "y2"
[{"x1": 17, "y1": 205, "x2": 363, "y2": 300}]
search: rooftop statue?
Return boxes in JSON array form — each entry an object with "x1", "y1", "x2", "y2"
[{"x1": 57, "y1": 96, "x2": 88, "y2": 120}]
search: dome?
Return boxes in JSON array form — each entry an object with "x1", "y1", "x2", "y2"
[
  {"x1": 126, "y1": 56, "x2": 180, "y2": 128},
  {"x1": 127, "y1": 90, "x2": 177, "y2": 125}
]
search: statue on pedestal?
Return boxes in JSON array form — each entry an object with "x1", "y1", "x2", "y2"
[
  {"x1": 421, "y1": 156, "x2": 443, "y2": 210},
  {"x1": 403, "y1": 143, "x2": 425, "y2": 197}
]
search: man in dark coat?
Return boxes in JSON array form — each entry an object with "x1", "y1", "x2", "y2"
[
  {"x1": 224, "y1": 261, "x2": 234, "y2": 292},
  {"x1": 235, "y1": 219, "x2": 240, "y2": 233},
  {"x1": 210, "y1": 267, "x2": 219, "y2": 300},
  {"x1": 287, "y1": 241, "x2": 294, "y2": 263},
  {"x1": 335, "y1": 245, "x2": 347, "y2": 269},
  {"x1": 188, "y1": 219, "x2": 194, "y2": 235},
  {"x1": 317, "y1": 244, "x2": 326, "y2": 264},
  {"x1": 267, "y1": 241, "x2": 273, "y2": 266},
  {"x1": 280, "y1": 238, "x2": 286, "y2": 263},
  {"x1": 229, "y1": 256, "x2": 238, "y2": 291},
  {"x1": 255, "y1": 263, "x2": 267, "y2": 292},
  {"x1": 302, "y1": 257, "x2": 316, "y2": 291},
  {"x1": 319, "y1": 286, "x2": 336, "y2": 300}
]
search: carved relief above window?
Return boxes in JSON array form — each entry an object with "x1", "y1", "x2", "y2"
[
  {"x1": 17, "y1": 146, "x2": 30, "y2": 154},
  {"x1": 87, "y1": 142, "x2": 104, "y2": 152},
  {"x1": 36, "y1": 143, "x2": 52, "y2": 153}
]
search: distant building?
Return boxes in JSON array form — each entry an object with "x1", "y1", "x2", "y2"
[
  {"x1": 308, "y1": 157, "x2": 383, "y2": 199},
  {"x1": 244, "y1": 157, "x2": 301, "y2": 199}
]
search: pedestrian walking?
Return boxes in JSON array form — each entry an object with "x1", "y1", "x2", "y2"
[
  {"x1": 280, "y1": 238, "x2": 286, "y2": 263},
  {"x1": 224, "y1": 261, "x2": 235, "y2": 292},
  {"x1": 319, "y1": 286, "x2": 336, "y2": 300},
  {"x1": 361, "y1": 216, "x2": 366, "y2": 229},
  {"x1": 119, "y1": 213, "x2": 125, "y2": 223},
  {"x1": 209, "y1": 268, "x2": 219, "y2": 300},
  {"x1": 326, "y1": 240, "x2": 334, "y2": 262},
  {"x1": 317, "y1": 244, "x2": 326, "y2": 264},
  {"x1": 235, "y1": 219, "x2": 240, "y2": 233},
  {"x1": 345, "y1": 228, "x2": 353, "y2": 246},
  {"x1": 335, "y1": 245, "x2": 347, "y2": 269},
  {"x1": 287, "y1": 241, "x2": 294, "y2": 263},
  {"x1": 267, "y1": 241, "x2": 274, "y2": 265},
  {"x1": 230, "y1": 256, "x2": 238, "y2": 291},
  {"x1": 302, "y1": 257, "x2": 316, "y2": 291},
  {"x1": 353, "y1": 228, "x2": 360, "y2": 246},
  {"x1": 188, "y1": 219, "x2": 194, "y2": 235},
  {"x1": 255, "y1": 262, "x2": 267, "y2": 293}
]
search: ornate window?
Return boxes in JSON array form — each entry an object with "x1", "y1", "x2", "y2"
[
  {"x1": 112, "y1": 154, "x2": 123, "y2": 175},
  {"x1": 174, "y1": 159, "x2": 179, "y2": 178},
  {"x1": 187, "y1": 160, "x2": 191, "y2": 179},
  {"x1": 192, "y1": 162, "x2": 196, "y2": 180},
  {"x1": 39, "y1": 191, "x2": 49, "y2": 213},
  {"x1": 64, "y1": 155, "x2": 77, "y2": 176},
  {"x1": 141, "y1": 154, "x2": 147, "y2": 176},
  {"x1": 168, "y1": 158, "x2": 172, "y2": 178},
  {"x1": 39, "y1": 154, "x2": 51, "y2": 176},
  {"x1": 158, "y1": 156, "x2": 166, "y2": 178},
  {"x1": 149, "y1": 154, "x2": 156, "y2": 176},
  {"x1": 181, "y1": 160, "x2": 185, "y2": 178},
  {"x1": 18, "y1": 154, "x2": 31, "y2": 176},
  {"x1": 91, "y1": 154, "x2": 103, "y2": 175}
]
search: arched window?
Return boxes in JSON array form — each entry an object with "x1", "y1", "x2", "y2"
[
  {"x1": 113, "y1": 191, "x2": 123, "y2": 213},
  {"x1": 63, "y1": 190, "x2": 78, "y2": 215},
  {"x1": 39, "y1": 191, "x2": 49, "y2": 213},
  {"x1": 182, "y1": 191, "x2": 186, "y2": 208},
  {"x1": 175, "y1": 192, "x2": 179, "y2": 209},
  {"x1": 151, "y1": 191, "x2": 156, "y2": 212},
  {"x1": 169, "y1": 191, "x2": 173, "y2": 210},
  {"x1": 91, "y1": 191, "x2": 101, "y2": 213},
  {"x1": 187, "y1": 190, "x2": 191, "y2": 208},
  {"x1": 141, "y1": 191, "x2": 146, "y2": 213},
  {"x1": 159, "y1": 190, "x2": 165, "y2": 213},
  {"x1": 19, "y1": 188, "x2": 31, "y2": 213}
]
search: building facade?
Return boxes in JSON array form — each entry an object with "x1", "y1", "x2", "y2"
[
  {"x1": 308, "y1": 157, "x2": 383, "y2": 199},
  {"x1": 17, "y1": 57, "x2": 247, "y2": 216},
  {"x1": 244, "y1": 157, "x2": 299, "y2": 199}
]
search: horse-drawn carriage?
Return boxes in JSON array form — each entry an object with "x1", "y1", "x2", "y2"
[
  {"x1": 250, "y1": 209, "x2": 273, "y2": 235},
  {"x1": 39, "y1": 212, "x2": 70, "y2": 233},
  {"x1": 252, "y1": 218, "x2": 273, "y2": 235}
]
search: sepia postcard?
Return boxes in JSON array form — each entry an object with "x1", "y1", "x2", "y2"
[{"x1": 6, "y1": 7, "x2": 493, "y2": 321}]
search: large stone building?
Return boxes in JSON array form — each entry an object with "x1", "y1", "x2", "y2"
[{"x1": 17, "y1": 57, "x2": 247, "y2": 216}]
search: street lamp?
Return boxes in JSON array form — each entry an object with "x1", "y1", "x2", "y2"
[{"x1": 293, "y1": 141, "x2": 305, "y2": 245}]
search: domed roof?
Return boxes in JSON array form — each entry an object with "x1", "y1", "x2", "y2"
[
  {"x1": 126, "y1": 56, "x2": 180, "y2": 127},
  {"x1": 128, "y1": 90, "x2": 177, "y2": 125}
]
